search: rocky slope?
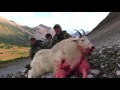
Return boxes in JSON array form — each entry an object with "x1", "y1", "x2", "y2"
[
  {"x1": 86, "y1": 12, "x2": 120, "y2": 78},
  {"x1": 3, "y1": 43, "x2": 120, "y2": 78},
  {"x1": 87, "y1": 12, "x2": 120, "y2": 48}
]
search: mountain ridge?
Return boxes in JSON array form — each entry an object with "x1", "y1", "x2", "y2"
[{"x1": 0, "y1": 16, "x2": 55, "y2": 47}]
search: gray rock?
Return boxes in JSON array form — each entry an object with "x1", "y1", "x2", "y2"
[
  {"x1": 101, "y1": 48, "x2": 105, "y2": 51},
  {"x1": 117, "y1": 56, "x2": 120, "y2": 59},
  {"x1": 70, "y1": 75, "x2": 80, "y2": 78},
  {"x1": 117, "y1": 45, "x2": 120, "y2": 48},
  {"x1": 21, "y1": 72, "x2": 25, "y2": 76},
  {"x1": 87, "y1": 74, "x2": 94, "y2": 78},
  {"x1": 25, "y1": 74, "x2": 28, "y2": 78},
  {"x1": 118, "y1": 64, "x2": 120, "y2": 68},
  {"x1": 108, "y1": 76, "x2": 113, "y2": 78},
  {"x1": 12, "y1": 76, "x2": 16, "y2": 78},
  {"x1": 105, "y1": 64, "x2": 108, "y2": 67},
  {"x1": 99, "y1": 51, "x2": 102, "y2": 54},
  {"x1": 20, "y1": 68, "x2": 27, "y2": 73},
  {"x1": 116, "y1": 71, "x2": 120, "y2": 76},
  {"x1": 101, "y1": 65, "x2": 104, "y2": 68},
  {"x1": 118, "y1": 40, "x2": 120, "y2": 43},
  {"x1": 44, "y1": 75, "x2": 53, "y2": 78},
  {"x1": 93, "y1": 59, "x2": 98, "y2": 61},
  {"x1": 117, "y1": 52, "x2": 120, "y2": 55},
  {"x1": 107, "y1": 46, "x2": 113, "y2": 49},
  {"x1": 103, "y1": 74, "x2": 107, "y2": 77},
  {"x1": 100, "y1": 55, "x2": 105, "y2": 58},
  {"x1": 42, "y1": 73, "x2": 53, "y2": 78},
  {"x1": 90, "y1": 69, "x2": 100, "y2": 75},
  {"x1": 92, "y1": 52, "x2": 97, "y2": 55}
]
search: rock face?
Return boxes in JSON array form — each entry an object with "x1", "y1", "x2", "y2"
[
  {"x1": 87, "y1": 12, "x2": 120, "y2": 49},
  {"x1": 87, "y1": 44, "x2": 120, "y2": 78}
]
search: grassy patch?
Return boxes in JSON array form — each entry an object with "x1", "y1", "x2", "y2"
[{"x1": 0, "y1": 43, "x2": 30, "y2": 61}]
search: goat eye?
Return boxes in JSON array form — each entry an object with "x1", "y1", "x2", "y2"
[{"x1": 81, "y1": 39, "x2": 84, "y2": 41}]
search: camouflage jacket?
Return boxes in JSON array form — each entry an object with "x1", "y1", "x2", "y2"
[
  {"x1": 29, "y1": 40, "x2": 47, "y2": 59},
  {"x1": 45, "y1": 39, "x2": 53, "y2": 49},
  {"x1": 52, "y1": 31, "x2": 72, "y2": 46}
]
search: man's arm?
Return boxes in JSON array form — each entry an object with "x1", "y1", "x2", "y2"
[
  {"x1": 62, "y1": 31, "x2": 72, "y2": 39},
  {"x1": 37, "y1": 40, "x2": 47, "y2": 49},
  {"x1": 51, "y1": 36, "x2": 58, "y2": 47},
  {"x1": 64, "y1": 32, "x2": 72, "y2": 39},
  {"x1": 40, "y1": 41, "x2": 48, "y2": 49}
]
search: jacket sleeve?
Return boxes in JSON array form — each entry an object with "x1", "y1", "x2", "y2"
[
  {"x1": 41, "y1": 41, "x2": 47, "y2": 49},
  {"x1": 37, "y1": 40, "x2": 47, "y2": 49},
  {"x1": 51, "y1": 36, "x2": 57, "y2": 47},
  {"x1": 64, "y1": 32, "x2": 72, "y2": 39}
]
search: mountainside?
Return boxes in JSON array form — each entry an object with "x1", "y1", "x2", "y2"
[
  {"x1": 33, "y1": 24, "x2": 55, "y2": 41},
  {"x1": 84, "y1": 12, "x2": 120, "y2": 78},
  {"x1": 0, "y1": 16, "x2": 35, "y2": 47},
  {"x1": 0, "y1": 16, "x2": 55, "y2": 46},
  {"x1": 87, "y1": 12, "x2": 120, "y2": 48}
]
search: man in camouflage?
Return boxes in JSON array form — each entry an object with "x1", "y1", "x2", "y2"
[
  {"x1": 29, "y1": 36, "x2": 46, "y2": 60},
  {"x1": 52, "y1": 24, "x2": 72, "y2": 46},
  {"x1": 45, "y1": 33, "x2": 53, "y2": 49},
  {"x1": 25, "y1": 36, "x2": 47, "y2": 71}
]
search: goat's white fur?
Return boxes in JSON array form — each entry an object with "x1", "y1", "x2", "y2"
[{"x1": 28, "y1": 36, "x2": 93, "y2": 78}]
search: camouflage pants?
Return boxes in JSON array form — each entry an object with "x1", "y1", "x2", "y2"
[
  {"x1": 29, "y1": 48, "x2": 39, "y2": 60},
  {"x1": 29, "y1": 48, "x2": 40, "y2": 60},
  {"x1": 29, "y1": 51, "x2": 35, "y2": 60}
]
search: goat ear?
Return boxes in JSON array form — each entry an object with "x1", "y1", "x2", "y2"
[{"x1": 72, "y1": 37, "x2": 78, "y2": 42}]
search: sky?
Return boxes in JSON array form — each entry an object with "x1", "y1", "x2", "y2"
[{"x1": 0, "y1": 12, "x2": 110, "y2": 34}]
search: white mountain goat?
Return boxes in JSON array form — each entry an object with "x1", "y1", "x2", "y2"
[{"x1": 28, "y1": 29, "x2": 94, "y2": 78}]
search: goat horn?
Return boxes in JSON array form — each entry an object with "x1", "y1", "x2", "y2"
[
  {"x1": 73, "y1": 29, "x2": 82, "y2": 37},
  {"x1": 80, "y1": 29, "x2": 85, "y2": 35}
]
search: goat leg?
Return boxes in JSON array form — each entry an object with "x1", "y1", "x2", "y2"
[
  {"x1": 77, "y1": 59, "x2": 90, "y2": 78},
  {"x1": 54, "y1": 59, "x2": 71, "y2": 78}
]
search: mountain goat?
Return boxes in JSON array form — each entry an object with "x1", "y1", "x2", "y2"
[{"x1": 28, "y1": 29, "x2": 94, "y2": 78}]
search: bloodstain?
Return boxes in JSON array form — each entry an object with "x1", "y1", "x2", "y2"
[
  {"x1": 54, "y1": 59, "x2": 71, "y2": 78},
  {"x1": 77, "y1": 59, "x2": 90, "y2": 78},
  {"x1": 54, "y1": 58, "x2": 91, "y2": 78}
]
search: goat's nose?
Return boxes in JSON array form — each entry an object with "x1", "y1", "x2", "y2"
[{"x1": 91, "y1": 46, "x2": 95, "y2": 49}]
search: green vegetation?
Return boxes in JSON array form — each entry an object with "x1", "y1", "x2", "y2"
[
  {"x1": 0, "y1": 20, "x2": 33, "y2": 62},
  {"x1": 0, "y1": 43, "x2": 30, "y2": 61},
  {"x1": 0, "y1": 21, "x2": 33, "y2": 47},
  {"x1": 22, "y1": 26, "x2": 35, "y2": 32}
]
